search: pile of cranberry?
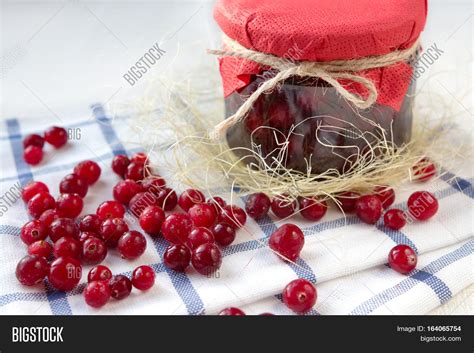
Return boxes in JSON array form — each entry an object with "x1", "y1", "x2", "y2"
[{"x1": 23, "y1": 126, "x2": 69, "y2": 165}]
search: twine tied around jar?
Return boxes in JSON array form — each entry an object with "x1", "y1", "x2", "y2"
[{"x1": 208, "y1": 35, "x2": 420, "y2": 139}]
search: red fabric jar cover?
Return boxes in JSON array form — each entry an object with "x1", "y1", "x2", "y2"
[{"x1": 214, "y1": 0, "x2": 428, "y2": 111}]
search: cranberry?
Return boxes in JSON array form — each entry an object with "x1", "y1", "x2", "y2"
[
  {"x1": 53, "y1": 237, "x2": 82, "y2": 259},
  {"x1": 59, "y1": 173, "x2": 88, "y2": 198},
  {"x1": 125, "y1": 162, "x2": 146, "y2": 181},
  {"x1": 82, "y1": 237, "x2": 107, "y2": 264},
  {"x1": 39, "y1": 209, "x2": 61, "y2": 228},
  {"x1": 407, "y1": 191, "x2": 438, "y2": 221},
  {"x1": 96, "y1": 200, "x2": 125, "y2": 220},
  {"x1": 84, "y1": 281, "x2": 111, "y2": 308},
  {"x1": 218, "y1": 307, "x2": 245, "y2": 316},
  {"x1": 298, "y1": 197, "x2": 327, "y2": 221},
  {"x1": 56, "y1": 193, "x2": 83, "y2": 218},
  {"x1": 113, "y1": 179, "x2": 143, "y2": 205},
  {"x1": 109, "y1": 275, "x2": 132, "y2": 300},
  {"x1": 111, "y1": 154, "x2": 130, "y2": 178},
  {"x1": 245, "y1": 193, "x2": 271, "y2": 220},
  {"x1": 188, "y1": 203, "x2": 217, "y2": 228},
  {"x1": 23, "y1": 134, "x2": 45, "y2": 148},
  {"x1": 413, "y1": 158, "x2": 436, "y2": 182},
  {"x1": 163, "y1": 244, "x2": 191, "y2": 271},
  {"x1": 178, "y1": 189, "x2": 205, "y2": 211},
  {"x1": 219, "y1": 205, "x2": 247, "y2": 228},
  {"x1": 28, "y1": 240, "x2": 53, "y2": 259},
  {"x1": 27, "y1": 192, "x2": 55, "y2": 218},
  {"x1": 23, "y1": 145, "x2": 43, "y2": 165},
  {"x1": 187, "y1": 227, "x2": 215, "y2": 249},
  {"x1": 155, "y1": 187, "x2": 178, "y2": 211},
  {"x1": 355, "y1": 195, "x2": 383, "y2": 224},
  {"x1": 49, "y1": 218, "x2": 80, "y2": 242},
  {"x1": 48, "y1": 256, "x2": 82, "y2": 291},
  {"x1": 132, "y1": 265, "x2": 155, "y2": 290},
  {"x1": 384, "y1": 209, "x2": 407, "y2": 230},
  {"x1": 99, "y1": 218, "x2": 129, "y2": 248},
  {"x1": 335, "y1": 191, "x2": 360, "y2": 213},
  {"x1": 212, "y1": 223, "x2": 236, "y2": 246},
  {"x1": 129, "y1": 192, "x2": 157, "y2": 217},
  {"x1": 269, "y1": 224, "x2": 304, "y2": 262},
  {"x1": 44, "y1": 126, "x2": 67, "y2": 148},
  {"x1": 388, "y1": 244, "x2": 417, "y2": 274},
  {"x1": 79, "y1": 214, "x2": 101, "y2": 233},
  {"x1": 117, "y1": 231, "x2": 147, "y2": 260},
  {"x1": 139, "y1": 205, "x2": 165, "y2": 236},
  {"x1": 131, "y1": 152, "x2": 148, "y2": 164},
  {"x1": 271, "y1": 195, "x2": 297, "y2": 219},
  {"x1": 79, "y1": 231, "x2": 99, "y2": 245},
  {"x1": 88, "y1": 265, "x2": 112, "y2": 283},
  {"x1": 191, "y1": 243, "x2": 222, "y2": 276},
  {"x1": 374, "y1": 186, "x2": 395, "y2": 208},
  {"x1": 21, "y1": 219, "x2": 48, "y2": 245},
  {"x1": 282, "y1": 279, "x2": 317, "y2": 314},
  {"x1": 21, "y1": 181, "x2": 49, "y2": 202},
  {"x1": 207, "y1": 196, "x2": 226, "y2": 213},
  {"x1": 73, "y1": 160, "x2": 101, "y2": 185},
  {"x1": 161, "y1": 213, "x2": 193, "y2": 244},
  {"x1": 141, "y1": 176, "x2": 166, "y2": 192},
  {"x1": 16, "y1": 255, "x2": 49, "y2": 286}
]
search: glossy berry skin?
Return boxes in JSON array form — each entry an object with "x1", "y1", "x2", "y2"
[
  {"x1": 23, "y1": 134, "x2": 45, "y2": 148},
  {"x1": 79, "y1": 231, "x2": 99, "y2": 245},
  {"x1": 48, "y1": 256, "x2": 82, "y2": 291},
  {"x1": 53, "y1": 237, "x2": 82, "y2": 260},
  {"x1": 374, "y1": 186, "x2": 395, "y2": 208},
  {"x1": 219, "y1": 307, "x2": 245, "y2": 316},
  {"x1": 22, "y1": 181, "x2": 49, "y2": 202},
  {"x1": 88, "y1": 265, "x2": 112, "y2": 283},
  {"x1": 96, "y1": 200, "x2": 125, "y2": 221},
  {"x1": 155, "y1": 187, "x2": 178, "y2": 211},
  {"x1": 335, "y1": 191, "x2": 360, "y2": 213},
  {"x1": 109, "y1": 275, "x2": 132, "y2": 300},
  {"x1": 129, "y1": 192, "x2": 157, "y2": 217},
  {"x1": 132, "y1": 265, "x2": 155, "y2": 291},
  {"x1": 84, "y1": 281, "x2": 111, "y2": 308},
  {"x1": 49, "y1": 218, "x2": 80, "y2": 243},
  {"x1": 188, "y1": 203, "x2": 217, "y2": 228},
  {"x1": 16, "y1": 255, "x2": 49, "y2": 286},
  {"x1": 131, "y1": 152, "x2": 148, "y2": 164},
  {"x1": 384, "y1": 209, "x2": 407, "y2": 230},
  {"x1": 163, "y1": 244, "x2": 191, "y2": 272},
  {"x1": 271, "y1": 195, "x2": 297, "y2": 219},
  {"x1": 178, "y1": 189, "x2": 206, "y2": 212},
  {"x1": 111, "y1": 154, "x2": 130, "y2": 178},
  {"x1": 388, "y1": 244, "x2": 417, "y2": 274},
  {"x1": 74, "y1": 160, "x2": 101, "y2": 185},
  {"x1": 139, "y1": 206, "x2": 165, "y2": 236},
  {"x1": 355, "y1": 195, "x2": 383, "y2": 224},
  {"x1": 113, "y1": 179, "x2": 143, "y2": 205},
  {"x1": 28, "y1": 240, "x2": 52, "y2": 259},
  {"x1": 161, "y1": 213, "x2": 193, "y2": 245},
  {"x1": 27, "y1": 192, "x2": 55, "y2": 218},
  {"x1": 245, "y1": 193, "x2": 271, "y2": 220},
  {"x1": 298, "y1": 197, "x2": 327, "y2": 221},
  {"x1": 207, "y1": 196, "x2": 226, "y2": 214},
  {"x1": 21, "y1": 220, "x2": 48, "y2": 245},
  {"x1": 282, "y1": 279, "x2": 317, "y2": 314},
  {"x1": 79, "y1": 214, "x2": 101, "y2": 233},
  {"x1": 59, "y1": 173, "x2": 88, "y2": 198},
  {"x1": 44, "y1": 126, "x2": 67, "y2": 148},
  {"x1": 407, "y1": 191, "x2": 438, "y2": 221},
  {"x1": 212, "y1": 223, "x2": 236, "y2": 246},
  {"x1": 413, "y1": 158, "x2": 436, "y2": 182},
  {"x1": 99, "y1": 218, "x2": 129, "y2": 248},
  {"x1": 82, "y1": 237, "x2": 107, "y2": 264},
  {"x1": 56, "y1": 193, "x2": 83, "y2": 218},
  {"x1": 187, "y1": 227, "x2": 215, "y2": 250},
  {"x1": 117, "y1": 231, "x2": 147, "y2": 260},
  {"x1": 269, "y1": 224, "x2": 305, "y2": 262},
  {"x1": 38, "y1": 209, "x2": 61, "y2": 228},
  {"x1": 141, "y1": 177, "x2": 166, "y2": 192},
  {"x1": 23, "y1": 145, "x2": 43, "y2": 165},
  {"x1": 219, "y1": 205, "x2": 247, "y2": 229},
  {"x1": 124, "y1": 162, "x2": 145, "y2": 181},
  {"x1": 191, "y1": 243, "x2": 222, "y2": 276}
]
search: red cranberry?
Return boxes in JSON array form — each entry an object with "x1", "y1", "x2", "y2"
[
  {"x1": 219, "y1": 205, "x2": 247, "y2": 228},
  {"x1": 155, "y1": 187, "x2": 178, "y2": 211},
  {"x1": 245, "y1": 193, "x2": 271, "y2": 220},
  {"x1": 355, "y1": 195, "x2": 383, "y2": 224},
  {"x1": 84, "y1": 281, "x2": 111, "y2": 308},
  {"x1": 207, "y1": 196, "x2": 226, "y2": 213},
  {"x1": 129, "y1": 192, "x2": 157, "y2": 217},
  {"x1": 16, "y1": 255, "x2": 49, "y2": 286},
  {"x1": 27, "y1": 192, "x2": 55, "y2": 218},
  {"x1": 335, "y1": 191, "x2": 360, "y2": 213},
  {"x1": 269, "y1": 224, "x2": 304, "y2": 262},
  {"x1": 282, "y1": 279, "x2": 317, "y2": 314},
  {"x1": 109, "y1": 275, "x2": 132, "y2": 300},
  {"x1": 141, "y1": 176, "x2": 166, "y2": 192},
  {"x1": 407, "y1": 191, "x2": 438, "y2": 221},
  {"x1": 117, "y1": 231, "x2": 147, "y2": 260},
  {"x1": 88, "y1": 265, "x2": 112, "y2": 283},
  {"x1": 212, "y1": 223, "x2": 236, "y2": 246},
  {"x1": 56, "y1": 193, "x2": 83, "y2": 218},
  {"x1": 219, "y1": 307, "x2": 245, "y2": 316},
  {"x1": 23, "y1": 145, "x2": 43, "y2": 165},
  {"x1": 111, "y1": 154, "x2": 130, "y2": 178},
  {"x1": 21, "y1": 219, "x2": 47, "y2": 245},
  {"x1": 163, "y1": 244, "x2": 191, "y2": 271},
  {"x1": 96, "y1": 200, "x2": 125, "y2": 220},
  {"x1": 44, "y1": 126, "x2": 67, "y2": 148},
  {"x1": 384, "y1": 209, "x2": 407, "y2": 230},
  {"x1": 74, "y1": 160, "x2": 101, "y2": 185},
  {"x1": 131, "y1": 152, "x2": 148, "y2": 164},
  {"x1": 48, "y1": 256, "x2": 82, "y2": 291},
  {"x1": 79, "y1": 214, "x2": 101, "y2": 233},
  {"x1": 388, "y1": 244, "x2": 417, "y2": 274},
  {"x1": 49, "y1": 218, "x2": 80, "y2": 243},
  {"x1": 161, "y1": 213, "x2": 193, "y2": 244},
  {"x1": 188, "y1": 203, "x2": 217, "y2": 228},
  {"x1": 28, "y1": 240, "x2": 52, "y2": 259},
  {"x1": 298, "y1": 197, "x2": 327, "y2": 221},
  {"x1": 22, "y1": 181, "x2": 49, "y2": 202},
  {"x1": 413, "y1": 158, "x2": 436, "y2": 182},
  {"x1": 139, "y1": 205, "x2": 165, "y2": 236},
  {"x1": 23, "y1": 134, "x2": 44, "y2": 148},
  {"x1": 38, "y1": 209, "x2": 61, "y2": 228},
  {"x1": 99, "y1": 218, "x2": 129, "y2": 248},
  {"x1": 132, "y1": 265, "x2": 155, "y2": 290},
  {"x1": 79, "y1": 231, "x2": 99, "y2": 245},
  {"x1": 59, "y1": 173, "x2": 88, "y2": 198},
  {"x1": 113, "y1": 179, "x2": 143, "y2": 205},
  {"x1": 374, "y1": 186, "x2": 395, "y2": 208},
  {"x1": 178, "y1": 189, "x2": 205, "y2": 211},
  {"x1": 125, "y1": 162, "x2": 146, "y2": 181},
  {"x1": 271, "y1": 195, "x2": 297, "y2": 219},
  {"x1": 53, "y1": 237, "x2": 82, "y2": 259},
  {"x1": 191, "y1": 243, "x2": 222, "y2": 276},
  {"x1": 82, "y1": 237, "x2": 107, "y2": 264},
  {"x1": 187, "y1": 227, "x2": 215, "y2": 249}
]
